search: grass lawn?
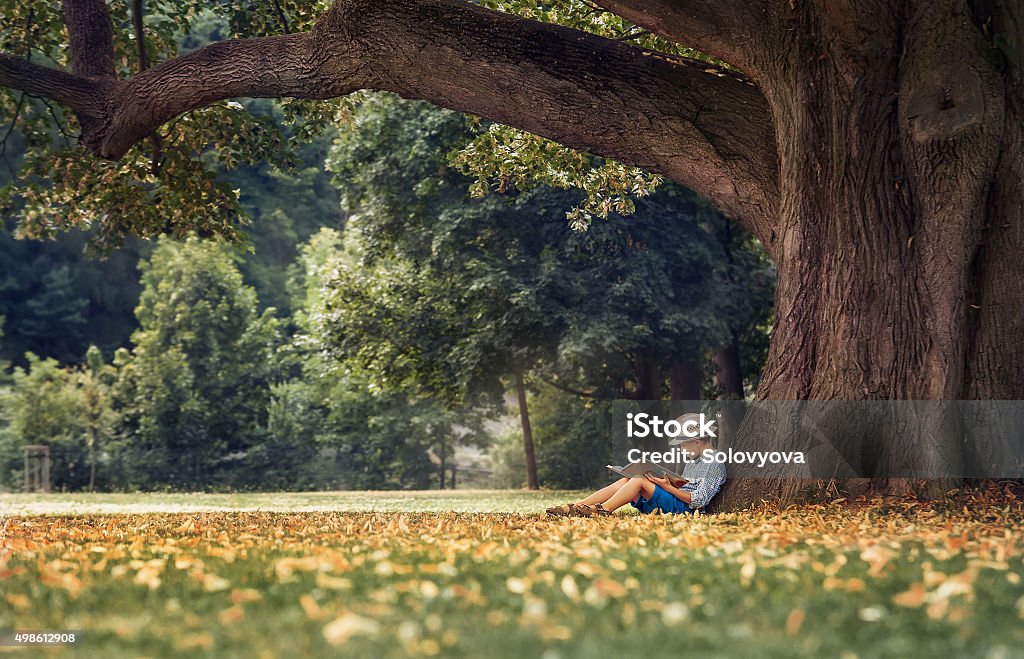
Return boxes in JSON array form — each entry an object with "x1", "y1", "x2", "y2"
[
  {"x1": 0, "y1": 490, "x2": 587, "y2": 516},
  {"x1": 1, "y1": 489, "x2": 1022, "y2": 658}
]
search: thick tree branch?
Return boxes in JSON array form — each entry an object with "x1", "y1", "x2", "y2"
[
  {"x1": 538, "y1": 375, "x2": 602, "y2": 399},
  {"x1": 0, "y1": 0, "x2": 780, "y2": 236},
  {"x1": 330, "y1": 0, "x2": 779, "y2": 233},
  {"x1": 592, "y1": 0, "x2": 769, "y2": 72},
  {"x1": 0, "y1": 54, "x2": 109, "y2": 118},
  {"x1": 61, "y1": 0, "x2": 116, "y2": 78}
]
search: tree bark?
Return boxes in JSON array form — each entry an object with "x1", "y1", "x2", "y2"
[
  {"x1": 514, "y1": 372, "x2": 539, "y2": 490},
  {"x1": 963, "y1": 0, "x2": 1024, "y2": 400},
  {"x1": 712, "y1": 335, "x2": 746, "y2": 451},
  {"x1": 593, "y1": 0, "x2": 770, "y2": 73},
  {"x1": 438, "y1": 442, "x2": 446, "y2": 490},
  {"x1": 634, "y1": 355, "x2": 662, "y2": 401},
  {"x1": 669, "y1": 357, "x2": 702, "y2": 401},
  {"x1": 61, "y1": 0, "x2": 116, "y2": 78},
  {"x1": 713, "y1": 338, "x2": 744, "y2": 400},
  {"x1": 714, "y1": 0, "x2": 1018, "y2": 509}
]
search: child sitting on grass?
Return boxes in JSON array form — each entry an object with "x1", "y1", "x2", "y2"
[{"x1": 546, "y1": 429, "x2": 726, "y2": 517}]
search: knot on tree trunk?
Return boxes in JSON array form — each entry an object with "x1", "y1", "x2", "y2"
[{"x1": 905, "y1": 66, "x2": 988, "y2": 142}]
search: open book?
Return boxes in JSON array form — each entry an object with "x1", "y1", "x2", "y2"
[{"x1": 606, "y1": 462, "x2": 688, "y2": 485}]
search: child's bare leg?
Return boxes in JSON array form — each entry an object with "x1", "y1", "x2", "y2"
[
  {"x1": 577, "y1": 478, "x2": 628, "y2": 506},
  {"x1": 601, "y1": 477, "x2": 657, "y2": 512}
]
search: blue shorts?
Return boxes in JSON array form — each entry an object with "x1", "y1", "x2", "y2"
[{"x1": 631, "y1": 485, "x2": 694, "y2": 515}]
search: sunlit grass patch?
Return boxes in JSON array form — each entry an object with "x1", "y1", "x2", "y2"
[{"x1": 0, "y1": 489, "x2": 590, "y2": 516}]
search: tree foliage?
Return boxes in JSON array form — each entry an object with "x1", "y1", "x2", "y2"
[
  {"x1": 279, "y1": 228, "x2": 491, "y2": 490},
  {"x1": 113, "y1": 237, "x2": 282, "y2": 489},
  {"x1": 0, "y1": 1, "x2": 700, "y2": 245},
  {"x1": 0, "y1": 350, "x2": 116, "y2": 490},
  {"x1": 0, "y1": 3, "x2": 344, "y2": 248},
  {"x1": 319, "y1": 94, "x2": 774, "y2": 402},
  {"x1": 0, "y1": 223, "x2": 146, "y2": 365}
]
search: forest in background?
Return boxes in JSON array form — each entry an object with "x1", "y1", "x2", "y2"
[{"x1": 0, "y1": 91, "x2": 774, "y2": 493}]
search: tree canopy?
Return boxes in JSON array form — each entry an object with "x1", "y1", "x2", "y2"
[{"x1": 319, "y1": 94, "x2": 773, "y2": 404}]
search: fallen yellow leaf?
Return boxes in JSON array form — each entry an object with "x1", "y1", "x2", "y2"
[
  {"x1": 893, "y1": 583, "x2": 927, "y2": 607},
  {"x1": 785, "y1": 608, "x2": 805, "y2": 636},
  {"x1": 231, "y1": 588, "x2": 262, "y2": 604},
  {"x1": 300, "y1": 594, "x2": 324, "y2": 620},
  {"x1": 218, "y1": 604, "x2": 245, "y2": 624},
  {"x1": 322, "y1": 612, "x2": 380, "y2": 646}
]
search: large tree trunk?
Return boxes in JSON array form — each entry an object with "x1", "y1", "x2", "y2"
[{"x1": 715, "y1": 0, "x2": 1021, "y2": 509}]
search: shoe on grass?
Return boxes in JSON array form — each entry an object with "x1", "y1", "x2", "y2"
[
  {"x1": 546, "y1": 503, "x2": 576, "y2": 516},
  {"x1": 568, "y1": 503, "x2": 612, "y2": 517}
]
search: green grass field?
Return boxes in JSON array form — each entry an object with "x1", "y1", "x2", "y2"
[
  {"x1": 0, "y1": 490, "x2": 586, "y2": 516},
  {"x1": 1, "y1": 490, "x2": 1022, "y2": 658}
]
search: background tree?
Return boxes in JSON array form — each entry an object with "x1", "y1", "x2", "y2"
[
  {"x1": 283, "y1": 227, "x2": 490, "y2": 490},
  {"x1": 0, "y1": 353, "x2": 93, "y2": 490},
  {"x1": 79, "y1": 344, "x2": 116, "y2": 490},
  {"x1": 320, "y1": 94, "x2": 773, "y2": 485},
  {"x1": 115, "y1": 237, "x2": 282, "y2": 489},
  {"x1": 325, "y1": 94, "x2": 773, "y2": 399},
  {"x1": 0, "y1": 226, "x2": 150, "y2": 367},
  {"x1": 491, "y1": 386, "x2": 616, "y2": 490}
]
